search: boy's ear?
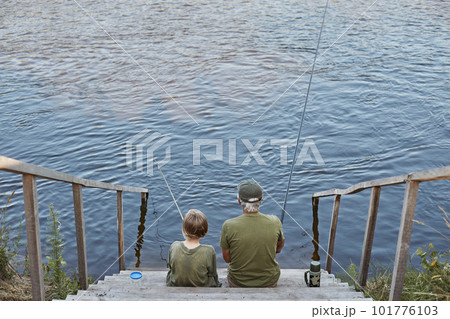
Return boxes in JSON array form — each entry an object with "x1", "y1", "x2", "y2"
[{"x1": 237, "y1": 197, "x2": 241, "y2": 205}]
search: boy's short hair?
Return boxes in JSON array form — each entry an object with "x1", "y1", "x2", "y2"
[{"x1": 182, "y1": 209, "x2": 208, "y2": 239}]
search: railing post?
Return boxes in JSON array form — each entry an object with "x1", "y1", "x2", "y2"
[
  {"x1": 117, "y1": 190, "x2": 125, "y2": 271},
  {"x1": 72, "y1": 183, "x2": 88, "y2": 290},
  {"x1": 141, "y1": 192, "x2": 148, "y2": 207},
  {"x1": 312, "y1": 197, "x2": 320, "y2": 261},
  {"x1": 326, "y1": 194, "x2": 341, "y2": 273},
  {"x1": 22, "y1": 174, "x2": 45, "y2": 301},
  {"x1": 358, "y1": 186, "x2": 381, "y2": 287},
  {"x1": 389, "y1": 181, "x2": 419, "y2": 301}
]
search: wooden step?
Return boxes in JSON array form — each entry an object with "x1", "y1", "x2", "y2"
[{"x1": 65, "y1": 268, "x2": 370, "y2": 301}]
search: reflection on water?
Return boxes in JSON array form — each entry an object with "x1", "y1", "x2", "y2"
[
  {"x1": 0, "y1": 0, "x2": 448, "y2": 278},
  {"x1": 312, "y1": 197, "x2": 320, "y2": 262},
  {"x1": 134, "y1": 193, "x2": 169, "y2": 268},
  {"x1": 134, "y1": 193, "x2": 149, "y2": 268}
]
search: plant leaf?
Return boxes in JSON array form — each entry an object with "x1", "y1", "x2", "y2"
[
  {"x1": 413, "y1": 219, "x2": 425, "y2": 226},
  {"x1": 6, "y1": 191, "x2": 15, "y2": 205}
]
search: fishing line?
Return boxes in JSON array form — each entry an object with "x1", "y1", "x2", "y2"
[
  {"x1": 265, "y1": 187, "x2": 374, "y2": 299},
  {"x1": 156, "y1": 161, "x2": 184, "y2": 221},
  {"x1": 75, "y1": 179, "x2": 199, "y2": 300},
  {"x1": 281, "y1": 0, "x2": 330, "y2": 224}
]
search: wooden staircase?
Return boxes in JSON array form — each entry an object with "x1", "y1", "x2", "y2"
[{"x1": 65, "y1": 268, "x2": 371, "y2": 301}]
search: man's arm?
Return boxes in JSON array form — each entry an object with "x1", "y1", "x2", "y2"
[
  {"x1": 221, "y1": 248, "x2": 231, "y2": 263},
  {"x1": 276, "y1": 238, "x2": 285, "y2": 253}
]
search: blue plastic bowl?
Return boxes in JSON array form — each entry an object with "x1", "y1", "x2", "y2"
[{"x1": 130, "y1": 271, "x2": 142, "y2": 280}]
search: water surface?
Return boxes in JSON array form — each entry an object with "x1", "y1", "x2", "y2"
[{"x1": 0, "y1": 0, "x2": 449, "y2": 279}]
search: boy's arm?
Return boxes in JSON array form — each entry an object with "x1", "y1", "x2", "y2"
[
  {"x1": 221, "y1": 248, "x2": 231, "y2": 263},
  {"x1": 208, "y1": 249, "x2": 222, "y2": 287}
]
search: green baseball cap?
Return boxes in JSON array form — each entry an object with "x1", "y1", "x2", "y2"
[{"x1": 238, "y1": 179, "x2": 263, "y2": 203}]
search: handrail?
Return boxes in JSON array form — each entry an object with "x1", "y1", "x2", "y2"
[
  {"x1": 312, "y1": 166, "x2": 450, "y2": 198},
  {"x1": 0, "y1": 156, "x2": 147, "y2": 193},
  {"x1": 0, "y1": 155, "x2": 149, "y2": 300},
  {"x1": 311, "y1": 165, "x2": 450, "y2": 301}
]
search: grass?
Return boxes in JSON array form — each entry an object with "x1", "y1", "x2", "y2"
[
  {"x1": 0, "y1": 198, "x2": 90, "y2": 300},
  {"x1": 0, "y1": 191, "x2": 33, "y2": 300},
  {"x1": 361, "y1": 247, "x2": 449, "y2": 301},
  {"x1": 337, "y1": 257, "x2": 450, "y2": 301},
  {"x1": 0, "y1": 273, "x2": 53, "y2": 301},
  {"x1": 0, "y1": 191, "x2": 22, "y2": 280},
  {"x1": 0, "y1": 274, "x2": 34, "y2": 301},
  {"x1": 338, "y1": 207, "x2": 450, "y2": 301},
  {"x1": 43, "y1": 204, "x2": 79, "y2": 299}
]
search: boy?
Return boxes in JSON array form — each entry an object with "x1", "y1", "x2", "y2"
[{"x1": 166, "y1": 209, "x2": 221, "y2": 287}]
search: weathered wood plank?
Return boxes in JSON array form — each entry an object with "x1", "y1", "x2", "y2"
[
  {"x1": 117, "y1": 191, "x2": 125, "y2": 271},
  {"x1": 410, "y1": 166, "x2": 450, "y2": 182},
  {"x1": 326, "y1": 194, "x2": 341, "y2": 273},
  {"x1": 313, "y1": 174, "x2": 408, "y2": 198},
  {"x1": 358, "y1": 186, "x2": 381, "y2": 287},
  {"x1": 311, "y1": 166, "x2": 449, "y2": 298},
  {"x1": 73, "y1": 183, "x2": 88, "y2": 290},
  {"x1": 389, "y1": 181, "x2": 420, "y2": 301},
  {"x1": 69, "y1": 289, "x2": 367, "y2": 301},
  {"x1": 312, "y1": 165, "x2": 449, "y2": 198},
  {"x1": 389, "y1": 181, "x2": 419, "y2": 301},
  {"x1": 0, "y1": 156, "x2": 148, "y2": 193},
  {"x1": 22, "y1": 174, "x2": 45, "y2": 301},
  {"x1": 99, "y1": 275, "x2": 331, "y2": 286},
  {"x1": 66, "y1": 269, "x2": 370, "y2": 301}
]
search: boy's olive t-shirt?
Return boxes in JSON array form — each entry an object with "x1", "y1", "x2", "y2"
[
  {"x1": 166, "y1": 241, "x2": 221, "y2": 287},
  {"x1": 220, "y1": 212, "x2": 284, "y2": 287}
]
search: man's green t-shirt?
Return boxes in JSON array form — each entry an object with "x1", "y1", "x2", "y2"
[
  {"x1": 220, "y1": 212, "x2": 284, "y2": 287},
  {"x1": 166, "y1": 241, "x2": 221, "y2": 287}
]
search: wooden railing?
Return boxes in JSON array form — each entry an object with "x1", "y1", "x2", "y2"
[
  {"x1": 312, "y1": 166, "x2": 450, "y2": 301},
  {"x1": 0, "y1": 156, "x2": 148, "y2": 301}
]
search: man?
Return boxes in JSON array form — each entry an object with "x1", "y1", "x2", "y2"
[{"x1": 220, "y1": 179, "x2": 285, "y2": 287}]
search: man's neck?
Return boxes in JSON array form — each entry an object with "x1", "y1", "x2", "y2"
[{"x1": 243, "y1": 210, "x2": 259, "y2": 214}]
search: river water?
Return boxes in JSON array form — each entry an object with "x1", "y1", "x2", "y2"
[{"x1": 1, "y1": 0, "x2": 449, "y2": 280}]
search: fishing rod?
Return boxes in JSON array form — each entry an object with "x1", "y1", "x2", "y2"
[
  {"x1": 156, "y1": 161, "x2": 184, "y2": 221},
  {"x1": 281, "y1": 0, "x2": 329, "y2": 224}
]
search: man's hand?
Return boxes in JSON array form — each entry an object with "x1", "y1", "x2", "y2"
[
  {"x1": 276, "y1": 239, "x2": 285, "y2": 253},
  {"x1": 222, "y1": 248, "x2": 231, "y2": 263}
]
